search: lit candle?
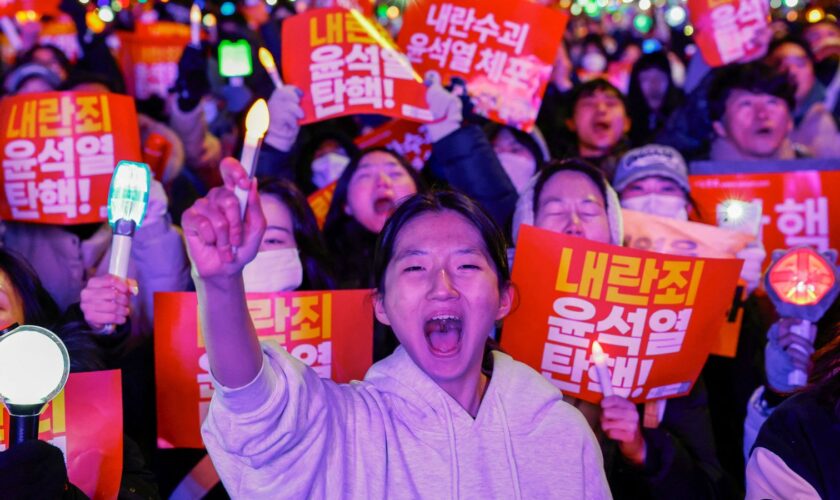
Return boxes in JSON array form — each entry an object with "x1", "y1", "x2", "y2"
[
  {"x1": 236, "y1": 99, "x2": 270, "y2": 217},
  {"x1": 258, "y1": 47, "x2": 283, "y2": 89},
  {"x1": 203, "y1": 13, "x2": 217, "y2": 42},
  {"x1": 592, "y1": 341, "x2": 614, "y2": 398},
  {"x1": 190, "y1": 4, "x2": 202, "y2": 47}
]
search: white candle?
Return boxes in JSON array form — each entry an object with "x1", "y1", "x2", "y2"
[
  {"x1": 190, "y1": 4, "x2": 201, "y2": 47},
  {"x1": 258, "y1": 48, "x2": 283, "y2": 89},
  {"x1": 592, "y1": 341, "x2": 614, "y2": 398},
  {"x1": 236, "y1": 99, "x2": 270, "y2": 217}
]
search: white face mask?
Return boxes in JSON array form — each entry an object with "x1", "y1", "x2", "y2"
[
  {"x1": 496, "y1": 152, "x2": 536, "y2": 193},
  {"x1": 311, "y1": 152, "x2": 350, "y2": 189},
  {"x1": 242, "y1": 248, "x2": 304, "y2": 293},
  {"x1": 581, "y1": 52, "x2": 608, "y2": 73},
  {"x1": 621, "y1": 193, "x2": 688, "y2": 221}
]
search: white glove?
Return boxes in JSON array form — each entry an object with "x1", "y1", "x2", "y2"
[
  {"x1": 737, "y1": 244, "x2": 766, "y2": 295},
  {"x1": 264, "y1": 85, "x2": 304, "y2": 152},
  {"x1": 423, "y1": 71, "x2": 462, "y2": 143}
]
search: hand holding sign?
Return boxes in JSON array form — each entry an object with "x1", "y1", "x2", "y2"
[{"x1": 182, "y1": 158, "x2": 266, "y2": 281}]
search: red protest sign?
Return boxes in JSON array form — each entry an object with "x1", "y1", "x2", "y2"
[
  {"x1": 502, "y1": 226, "x2": 742, "y2": 404},
  {"x1": 0, "y1": 370, "x2": 124, "y2": 500},
  {"x1": 154, "y1": 290, "x2": 374, "y2": 449},
  {"x1": 356, "y1": 119, "x2": 432, "y2": 170},
  {"x1": 116, "y1": 22, "x2": 191, "y2": 99},
  {"x1": 0, "y1": 0, "x2": 59, "y2": 17},
  {"x1": 690, "y1": 170, "x2": 840, "y2": 269},
  {"x1": 281, "y1": 8, "x2": 432, "y2": 124},
  {"x1": 0, "y1": 92, "x2": 142, "y2": 224},
  {"x1": 399, "y1": 0, "x2": 568, "y2": 132},
  {"x1": 687, "y1": 0, "x2": 769, "y2": 67},
  {"x1": 307, "y1": 180, "x2": 337, "y2": 229}
]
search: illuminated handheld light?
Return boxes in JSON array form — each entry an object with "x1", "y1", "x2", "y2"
[
  {"x1": 806, "y1": 8, "x2": 824, "y2": 24},
  {"x1": 220, "y1": 1, "x2": 235, "y2": 16},
  {"x1": 765, "y1": 247, "x2": 840, "y2": 386},
  {"x1": 98, "y1": 6, "x2": 115, "y2": 23},
  {"x1": 235, "y1": 99, "x2": 270, "y2": 217},
  {"x1": 218, "y1": 39, "x2": 253, "y2": 78},
  {"x1": 633, "y1": 14, "x2": 653, "y2": 33},
  {"x1": 203, "y1": 13, "x2": 216, "y2": 27},
  {"x1": 0, "y1": 324, "x2": 70, "y2": 447},
  {"x1": 190, "y1": 4, "x2": 202, "y2": 46},
  {"x1": 258, "y1": 47, "x2": 283, "y2": 89},
  {"x1": 783, "y1": 0, "x2": 798, "y2": 7},
  {"x1": 591, "y1": 341, "x2": 614, "y2": 398},
  {"x1": 105, "y1": 161, "x2": 151, "y2": 333}
]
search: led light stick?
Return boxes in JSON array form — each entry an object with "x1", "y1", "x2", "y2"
[
  {"x1": 0, "y1": 324, "x2": 70, "y2": 447},
  {"x1": 235, "y1": 99, "x2": 269, "y2": 218},
  {"x1": 190, "y1": 4, "x2": 202, "y2": 47},
  {"x1": 105, "y1": 161, "x2": 151, "y2": 333},
  {"x1": 592, "y1": 341, "x2": 614, "y2": 397},
  {"x1": 258, "y1": 47, "x2": 283, "y2": 89},
  {"x1": 765, "y1": 247, "x2": 839, "y2": 387}
]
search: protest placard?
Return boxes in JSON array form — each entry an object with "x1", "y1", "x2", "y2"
[
  {"x1": 154, "y1": 290, "x2": 374, "y2": 449},
  {"x1": 117, "y1": 22, "x2": 191, "y2": 100},
  {"x1": 308, "y1": 180, "x2": 337, "y2": 229},
  {"x1": 687, "y1": 0, "x2": 769, "y2": 67},
  {"x1": 399, "y1": 0, "x2": 568, "y2": 131},
  {"x1": 502, "y1": 226, "x2": 742, "y2": 404},
  {"x1": 0, "y1": 91, "x2": 142, "y2": 224},
  {"x1": 355, "y1": 119, "x2": 432, "y2": 170},
  {"x1": 282, "y1": 8, "x2": 432, "y2": 124},
  {"x1": 0, "y1": 370, "x2": 124, "y2": 500}
]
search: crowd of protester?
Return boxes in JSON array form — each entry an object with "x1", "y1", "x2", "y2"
[{"x1": 0, "y1": 0, "x2": 838, "y2": 498}]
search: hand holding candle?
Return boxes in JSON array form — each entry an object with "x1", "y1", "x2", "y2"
[
  {"x1": 258, "y1": 47, "x2": 283, "y2": 89},
  {"x1": 236, "y1": 99, "x2": 270, "y2": 218},
  {"x1": 190, "y1": 4, "x2": 202, "y2": 47},
  {"x1": 592, "y1": 340, "x2": 614, "y2": 398}
]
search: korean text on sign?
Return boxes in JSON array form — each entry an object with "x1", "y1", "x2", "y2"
[
  {"x1": 0, "y1": 92, "x2": 142, "y2": 224},
  {"x1": 688, "y1": 0, "x2": 769, "y2": 67},
  {"x1": 154, "y1": 290, "x2": 374, "y2": 449},
  {"x1": 282, "y1": 8, "x2": 432, "y2": 124},
  {"x1": 399, "y1": 0, "x2": 568, "y2": 132},
  {"x1": 501, "y1": 226, "x2": 742, "y2": 404},
  {"x1": 355, "y1": 119, "x2": 432, "y2": 170}
]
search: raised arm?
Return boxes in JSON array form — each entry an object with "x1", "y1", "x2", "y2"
[{"x1": 182, "y1": 158, "x2": 267, "y2": 388}]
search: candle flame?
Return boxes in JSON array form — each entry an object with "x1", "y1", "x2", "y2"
[
  {"x1": 592, "y1": 340, "x2": 604, "y2": 355},
  {"x1": 258, "y1": 47, "x2": 276, "y2": 72},
  {"x1": 204, "y1": 13, "x2": 217, "y2": 27},
  {"x1": 245, "y1": 99, "x2": 270, "y2": 138},
  {"x1": 190, "y1": 4, "x2": 201, "y2": 23}
]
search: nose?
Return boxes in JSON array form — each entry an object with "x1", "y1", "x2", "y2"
[
  {"x1": 375, "y1": 171, "x2": 391, "y2": 188},
  {"x1": 754, "y1": 101, "x2": 769, "y2": 120},
  {"x1": 427, "y1": 268, "x2": 459, "y2": 300},
  {"x1": 563, "y1": 212, "x2": 584, "y2": 237}
]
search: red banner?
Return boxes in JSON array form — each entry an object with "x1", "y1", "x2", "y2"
[
  {"x1": 688, "y1": 0, "x2": 769, "y2": 67},
  {"x1": 0, "y1": 370, "x2": 124, "y2": 500},
  {"x1": 356, "y1": 119, "x2": 432, "y2": 170},
  {"x1": 154, "y1": 290, "x2": 374, "y2": 449},
  {"x1": 116, "y1": 22, "x2": 191, "y2": 100},
  {"x1": 281, "y1": 8, "x2": 433, "y2": 124},
  {"x1": 307, "y1": 180, "x2": 337, "y2": 229},
  {"x1": 0, "y1": 92, "x2": 142, "y2": 224},
  {"x1": 399, "y1": 0, "x2": 568, "y2": 132},
  {"x1": 690, "y1": 170, "x2": 840, "y2": 270},
  {"x1": 502, "y1": 226, "x2": 742, "y2": 404},
  {"x1": 0, "y1": 0, "x2": 59, "y2": 17}
]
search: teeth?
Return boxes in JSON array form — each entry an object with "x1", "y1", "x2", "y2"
[{"x1": 431, "y1": 314, "x2": 459, "y2": 321}]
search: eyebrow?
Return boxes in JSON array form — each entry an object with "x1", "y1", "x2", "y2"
[
  {"x1": 266, "y1": 226, "x2": 292, "y2": 235},
  {"x1": 393, "y1": 247, "x2": 484, "y2": 261}
]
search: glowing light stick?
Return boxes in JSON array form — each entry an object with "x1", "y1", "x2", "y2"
[
  {"x1": 765, "y1": 247, "x2": 839, "y2": 387},
  {"x1": 106, "y1": 161, "x2": 151, "y2": 332},
  {"x1": 190, "y1": 4, "x2": 202, "y2": 47},
  {"x1": 236, "y1": 99, "x2": 269, "y2": 217},
  {"x1": 258, "y1": 47, "x2": 283, "y2": 89},
  {"x1": 0, "y1": 324, "x2": 70, "y2": 447},
  {"x1": 592, "y1": 341, "x2": 614, "y2": 398}
]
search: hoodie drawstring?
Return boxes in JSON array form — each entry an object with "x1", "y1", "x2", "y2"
[
  {"x1": 441, "y1": 395, "x2": 460, "y2": 500},
  {"x1": 495, "y1": 392, "x2": 522, "y2": 500}
]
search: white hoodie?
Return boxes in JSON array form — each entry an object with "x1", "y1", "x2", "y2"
[{"x1": 202, "y1": 344, "x2": 611, "y2": 499}]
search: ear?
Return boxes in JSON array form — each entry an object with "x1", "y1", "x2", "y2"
[
  {"x1": 565, "y1": 117, "x2": 577, "y2": 132},
  {"x1": 495, "y1": 284, "x2": 514, "y2": 321},
  {"x1": 712, "y1": 121, "x2": 727, "y2": 138},
  {"x1": 622, "y1": 116, "x2": 631, "y2": 134},
  {"x1": 374, "y1": 292, "x2": 392, "y2": 326}
]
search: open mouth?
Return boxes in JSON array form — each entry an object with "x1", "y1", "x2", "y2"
[
  {"x1": 592, "y1": 121, "x2": 611, "y2": 133},
  {"x1": 424, "y1": 314, "x2": 463, "y2": 357},
  {"x1": 755, "y1": 126, "x2": 774, "y2": 136},
  {"x1": 373, "y1": 196, "x2": 395, "y2": 215}
]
